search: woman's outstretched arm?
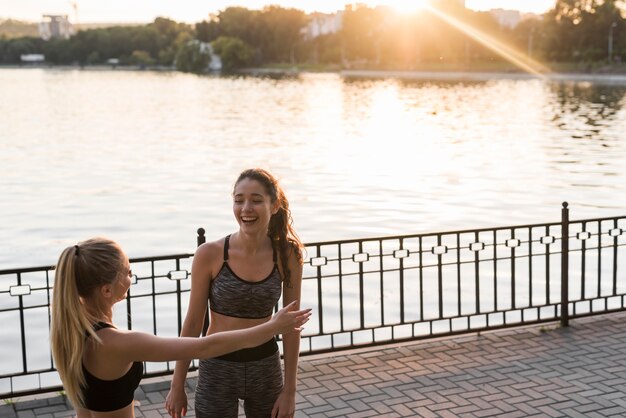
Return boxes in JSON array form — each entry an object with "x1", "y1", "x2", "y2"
[{"x1": 105, "y1": 300, "x2": 310, "y2": 363}]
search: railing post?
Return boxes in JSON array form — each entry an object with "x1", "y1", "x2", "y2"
[
  {"x1": 197, "y1": 227, "x2": 206, "y2": 246},
  {"x1": 561, "y1": 202, "x2": 570, "y2": 327}
]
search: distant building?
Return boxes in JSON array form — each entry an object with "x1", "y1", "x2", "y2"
[
  {"x1": 20, "y1": 54, "x2": 45, "y2": 63},
  {"x1": 208, "y1": 50, "x2": 222, "y2": 71},
  {"x1": 302, "y1": 11, "x2": 343, "y2": 40},
  {"x1": 39, "y1": 15, "x2": 73, "y2": 40},
  {"x1": 489, "y1": 9, "x2": 521, "y2": 29},
  {"x1": 179, "y1": 40, "x2": 222, "y2": 71},
  {"x1": 199, "y1": 41, "x2": 222, "y2": 71}
]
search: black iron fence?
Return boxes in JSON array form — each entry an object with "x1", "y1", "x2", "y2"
[{"x1": 1, "y1": 203, "x2": 624, "y2": 399}]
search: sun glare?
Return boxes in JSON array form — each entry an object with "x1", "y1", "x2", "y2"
[
  {"x1": 424, "y1": 6, "x2": 551, "y2": 77},
  {"x1": 382, "y1": 0, "x2": 430, "y2": 14}
]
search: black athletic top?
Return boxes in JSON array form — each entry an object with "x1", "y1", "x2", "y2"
[
  {"x1": 209, "y1": 235, "x2": 282, "y2": 319},
  {"x1": 81, "y1": 322, "x2": 143, "y2": 412}
]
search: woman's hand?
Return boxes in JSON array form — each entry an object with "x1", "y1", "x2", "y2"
[
  {"x1": 165, "y1": 385, "x2": 188, "y2": 418},
  {"x1": 271, "y1": 388, "x2": 296, "y2": 418},
  {"x1": 270, "y1": 300, "x2": 311, "y2": 335}
]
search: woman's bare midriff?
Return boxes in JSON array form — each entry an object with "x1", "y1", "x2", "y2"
[{"x1": 206, "y1": 310, "x2": 271, "y2": 335}]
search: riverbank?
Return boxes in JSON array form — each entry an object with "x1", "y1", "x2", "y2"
[
  {"x1": 337, "y1": 69, "x2": 626, "y2": 84},
  {"x1": 0, "y1": 63, "x2": 177, "y2": 71},
  {"x1": 5, "y1": 62, "x2": 626, "y2": 84},
  {"x1": 238, "y1": 60, "x2": 626, "y2": 83},
  {"x1": 234, "y1": 66, "x2": 626, "y2": 84},
  {"x1": 250, "y1": 60, "x2": 626, "y2": 74}
]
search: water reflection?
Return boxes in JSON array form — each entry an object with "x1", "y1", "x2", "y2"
[
  {"x1": 549, "y1": 82, "x2": 626, "y2": 143},
  {"x1": 540, "y1": 82, "x2": 626, "y2": 203},
  {"x1": 0, "y1": 70, "x2": 625, "y2": 269}
]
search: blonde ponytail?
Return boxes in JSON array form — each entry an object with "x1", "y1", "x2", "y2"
[{"x1": 50, "y1": 238, "x2": 125, "y2": 408}]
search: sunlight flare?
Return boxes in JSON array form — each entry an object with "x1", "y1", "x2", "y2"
[
  {"x1": 424, "y1": 3, "x2": 552, "y2": 77},
  {"x1": 384, "y1": 0, "x2": 430, "y2": 13}
]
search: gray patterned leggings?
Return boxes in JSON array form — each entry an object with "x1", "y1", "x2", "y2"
[{"x1": 195, "y1": 351, "x2": 283, "y2": 418}]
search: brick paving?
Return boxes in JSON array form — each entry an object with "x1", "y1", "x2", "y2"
[{"x1": 3, "y1": 312, "x2": 626, "y2": 417}]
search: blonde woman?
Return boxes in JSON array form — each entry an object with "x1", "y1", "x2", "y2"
[{"x1": 50, "y1": 237, "x2": 310, "y2": 417}]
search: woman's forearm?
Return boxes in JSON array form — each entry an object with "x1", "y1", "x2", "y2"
[
  {"x1": 170, "y1": 359, "x2": 192, "y2": 390},
  {"x1": 282, "y1": 331, "x2": 301, "y2": 391},
  {"x1": 170, "y1": 315, "x2": 204, "y2": 389}
]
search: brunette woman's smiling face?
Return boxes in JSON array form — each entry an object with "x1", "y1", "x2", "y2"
[{"x1": 233, "y1": 178, "x2": 277, "y2": 234}]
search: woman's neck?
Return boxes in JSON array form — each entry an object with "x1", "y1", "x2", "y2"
[
  {"x1": 85, "y1": 302, "x2": 114, "y2": 324},
  {"x1": 233, "y1": 231, "x2": 271, "y2": 256}
]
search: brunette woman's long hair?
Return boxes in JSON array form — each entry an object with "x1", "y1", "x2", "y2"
[
  {"x1": 234, "y1": 168, "x2": 304, "y2": 287},
  {"x1": 50, "y1": 238, "x2": 125, "y2": 408}
]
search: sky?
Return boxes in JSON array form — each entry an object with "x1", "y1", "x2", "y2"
[{"x1": 2, "y1": 1, "x2": 557, "y2": 23}]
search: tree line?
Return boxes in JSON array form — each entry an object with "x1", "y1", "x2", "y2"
[{"x1": 0, "y1": 0, "x2": 624, "y2": 72}]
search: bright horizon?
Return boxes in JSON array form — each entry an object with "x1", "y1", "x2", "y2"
[{"x1": 2, "y1": 1, "x2": 556, "y2": 24}]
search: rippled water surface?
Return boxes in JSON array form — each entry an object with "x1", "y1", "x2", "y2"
[{"x1": 1, "y1": 69, "x2": 625, "y2": 268}]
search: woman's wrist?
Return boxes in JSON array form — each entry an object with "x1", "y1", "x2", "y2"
[
  {"x1": 170, "y1": 373, "x2": 187, "y2": 390},
  {"x1": 266, "y1": 317, "x2": 280, "y2": 335},
  {"x1": 282, "y1": 384, "x2": 297, "y2": 394},
  {"x1": 170, "y1": 380, "x2": 185, "y2": 389}
]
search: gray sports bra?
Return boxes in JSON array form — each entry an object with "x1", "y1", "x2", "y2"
[{"x1": 209, "y1": 235, "x2": 282, "y2": 319}]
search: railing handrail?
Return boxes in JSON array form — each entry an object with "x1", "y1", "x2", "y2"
[
  {"x1": 3, "y1": 214, "x2": 616, "y2": 275},
  {"x1": 1, "y1": 204, "x2": 625, "y2": 399}
]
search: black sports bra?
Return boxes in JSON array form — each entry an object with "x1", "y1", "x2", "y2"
[
  {"x1": 209, "y1": 235, "x2": 282, "y2": 319},
  {"x1": 81, "y1": 322, "x2": 143, "y2": 412}
]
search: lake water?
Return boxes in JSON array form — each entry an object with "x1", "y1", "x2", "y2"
[
  {"x1": 1, "y1": 68, "x2": 626, "y2": 391},
  {"x1": 1, "y1": 69, "x2": 625, "y2": 269}
]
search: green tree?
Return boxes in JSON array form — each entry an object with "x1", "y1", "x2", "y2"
[
  {"x1": 175, "y1": 40, "x2": 210, "y2": 73},
  {"x1": 543, "y1": 0, "x2": 625, "y2": 61},
  {"x1": 4, "y1": 37, "x2": 37, "y2": 63},
  {"x1": 129, "y1": 26, "x2": 160, "y2": 59},
  {"x1": 341, "y1": 5, "x2": 385, "y2": 64},
  {"x1": 86, "y1": 51, "x2": 101, "y2": 64},
  {"x1": 69, "y1": 28, "x2": 116, "y2": 64},
  {"x1": 258, "y1": 6, "x2": 306, "y2": 63},
  {"x1": 129, "y1": 50, "x2": 155, "y2": 67},
  {"x1": 303, "y1": 32, "x2": 342, "y2": 65},
  {"x1": 218, "y1": 7, "x2": 262, "y2": 46},
  {"x1": 196, "y1": 18, "x2": 221, "y2": 42},
  {"x1": 150, "y1": 17, "x2": 193, "y2": 53},
  {"x1": 0, "y1": 38, "x2": 6, "y2": 62},
  {"x1": 42, "y1": 38, "x2": 72, "y2": 64},
  {"x1": 159, "y1": 31, "x2": 192, "y2": 65},
  {"x1": 211, "y1": 36, "x2": 254, "y2": 71}
]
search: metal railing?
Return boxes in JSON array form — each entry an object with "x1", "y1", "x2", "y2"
[{"x1": 1, "y1": 203, "x2": 624, "y2": 399}]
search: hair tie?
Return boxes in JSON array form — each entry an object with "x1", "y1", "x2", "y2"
[{"x1": 74, "y1": 245, "x2": 80, "y2": 256}]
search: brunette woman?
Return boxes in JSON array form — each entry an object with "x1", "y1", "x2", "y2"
[{"x1": 166, "y1": 168, "x2": 305, "y2": 418}]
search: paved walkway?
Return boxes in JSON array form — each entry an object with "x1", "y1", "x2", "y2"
[{"x1": 3, "y1": 312, "x2": 626, "y2": 417}]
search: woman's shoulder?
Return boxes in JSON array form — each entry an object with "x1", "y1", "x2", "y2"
[
  {"x1": 88, "y1": 325, "x2": 127, "y2": 352},
  {"x1": 194, "y1": 236, "x2": 229, "y2": 263}
]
